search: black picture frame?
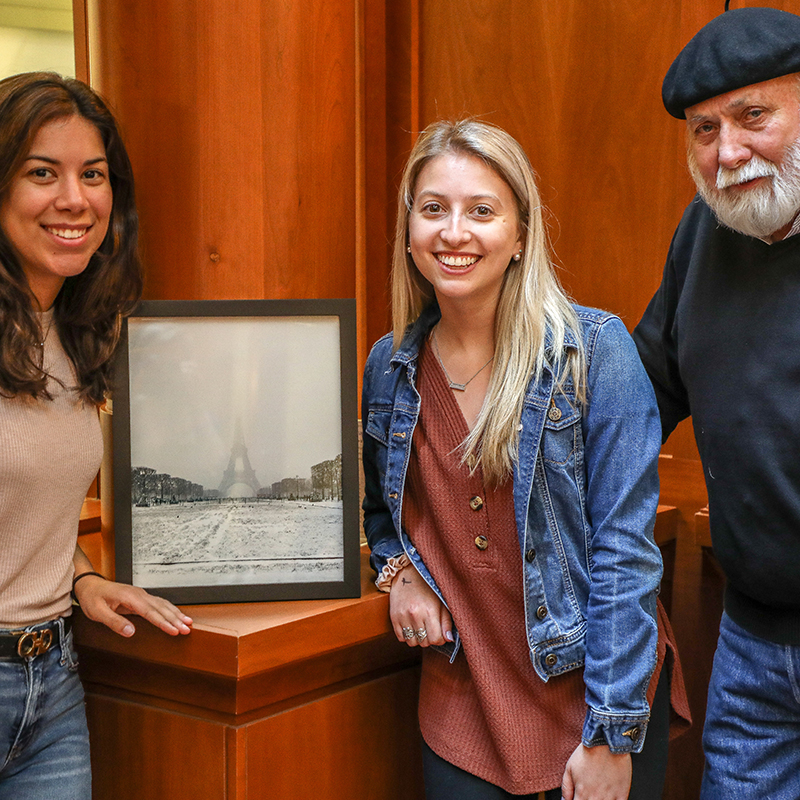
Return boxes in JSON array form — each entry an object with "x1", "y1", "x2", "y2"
[{"x1": 111, "y1": 299, "x2": 361, "y2": 604}]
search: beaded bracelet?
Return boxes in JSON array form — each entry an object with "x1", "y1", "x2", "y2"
[{"x1": 71, "y1": 570, "x2": 106, "y2": 603}]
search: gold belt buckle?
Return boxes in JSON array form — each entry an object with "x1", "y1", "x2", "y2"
[{"x1": 16, "y1": 628, "x2": 53, "y2": 658}]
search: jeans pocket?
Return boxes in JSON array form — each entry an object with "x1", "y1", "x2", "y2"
[{"x1": 59, "y1": 629, "x2": 80, "y2": 673}]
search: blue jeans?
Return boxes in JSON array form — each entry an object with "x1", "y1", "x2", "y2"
[
  {"x1": 0, "y1": 619, "x2": 90, "y2": 800},
  {"x1": 701, "y1": 612, "x2": 800, "y2": 800}
]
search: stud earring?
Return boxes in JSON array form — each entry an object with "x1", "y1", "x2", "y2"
[
  {"x1": 513, "y1": 251, "x2": 522, "y2": 262},
  {"x1": 407, "y1": 245, "x2": 412, "y2": 254}
]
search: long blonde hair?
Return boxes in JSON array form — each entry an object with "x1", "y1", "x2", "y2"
[{"x1": 392, "y1": 119, "x2": 585, "y2": 484}]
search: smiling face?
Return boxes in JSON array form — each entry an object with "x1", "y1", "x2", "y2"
[
  {"x1": 685, "y1": 73, "x2": 800, "y2": 239},
  {"x1": 0, "y1": 114, "x2": 112, "y2": 309},
  {"x1": 408, "y1": 151, "x2": 522, "y2": 312}
]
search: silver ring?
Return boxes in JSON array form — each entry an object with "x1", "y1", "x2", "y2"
[
  {"x1": 402, "y1": 627, "x2": 415, "y2": 640},
  {"x1": 415, "y1": 628, "x2": 428, "y2": 641}
]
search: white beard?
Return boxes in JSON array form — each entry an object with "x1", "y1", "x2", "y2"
[{"x1": 688, "y1": 140, "x2": 800, "y2": 239}]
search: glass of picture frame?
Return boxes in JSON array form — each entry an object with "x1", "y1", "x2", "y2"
[{"x1": 111, "y1": 298, "x2": 361, "y2": 604}]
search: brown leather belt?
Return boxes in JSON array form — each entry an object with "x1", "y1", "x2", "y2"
[{"x1": 0, "y1": 617, "x2": 72, "y2": 660}]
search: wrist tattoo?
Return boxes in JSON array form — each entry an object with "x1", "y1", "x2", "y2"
[{"x1": 401, "y1": 577, "x2": 411, "y2": 585}]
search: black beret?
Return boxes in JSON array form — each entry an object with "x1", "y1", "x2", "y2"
[{"x1": 662, "y1": 7, "x2": 800, "y2": 119}]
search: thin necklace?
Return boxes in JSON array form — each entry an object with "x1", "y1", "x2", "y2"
[
  {"x1": 37, "y1": 312, "x2": 53, "y2": 347},
  {"x1": 431, "y1": 327, "x2": 494, "y2": 392}
]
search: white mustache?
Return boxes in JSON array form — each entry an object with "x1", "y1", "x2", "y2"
[{"x1": 716, "y1": 157, "x2": 779, "y2": 190}]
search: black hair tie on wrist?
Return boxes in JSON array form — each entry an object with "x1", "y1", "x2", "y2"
[{"x1": 71, "y1": 570, "x2": 106, "y2": 604}]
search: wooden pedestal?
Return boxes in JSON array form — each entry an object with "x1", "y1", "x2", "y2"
[{"x1": 74, "y1": 549, "x2": 424, "y2": 800}]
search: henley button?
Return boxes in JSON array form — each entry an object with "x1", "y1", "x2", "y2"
[
  {"x1": 536, "y1": 605, "x2": 548, "y2": 620},
  {"x1": 525, "y1": 548, "x2": 536, "y2": 563},
  {"x1": 475, "y1": 535, "x2": 489, "y2": 550},
  {"x1": 469, "y1": 496, "x2": 484, "y2": 511},
  {"x1": 545, "y1": 653, "x2": 558, "y2": 667}
]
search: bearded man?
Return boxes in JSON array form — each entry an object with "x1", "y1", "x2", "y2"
[{"x1": 633, "y1": 7, "x2": 800, "y2": 799}]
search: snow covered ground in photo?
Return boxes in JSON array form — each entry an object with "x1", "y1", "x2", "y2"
[{"x1": 132, "y1": 499, "x2": 343, "y2": 586}]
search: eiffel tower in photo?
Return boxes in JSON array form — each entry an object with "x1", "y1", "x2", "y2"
[{"x1": 218, "y1": 418, "x2": 261, "y2": 497}]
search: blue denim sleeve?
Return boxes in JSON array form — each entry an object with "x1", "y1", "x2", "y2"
[
  {"x1": 361, "y1": 342, "x2": 405, "y2": 575},
  {"x1": 580, "y1": 316, "x2": 663, "y2": 754}
]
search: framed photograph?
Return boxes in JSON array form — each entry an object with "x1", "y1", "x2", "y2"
[{"x1": 111, "y1": 299, "x2": 360, "y2": 604}]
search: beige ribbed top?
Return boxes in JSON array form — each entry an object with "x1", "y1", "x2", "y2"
[{"x1": 0, "y1": 310, "x2": 103, "y2": 628}]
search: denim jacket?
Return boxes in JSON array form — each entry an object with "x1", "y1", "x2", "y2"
[{"x1": 361, "y1": 303, "x2": 663, "y2": 754}]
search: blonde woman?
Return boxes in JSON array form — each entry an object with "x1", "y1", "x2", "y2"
[{"x1": 361, "y1": 119, "x2": 687, "y2": 799}]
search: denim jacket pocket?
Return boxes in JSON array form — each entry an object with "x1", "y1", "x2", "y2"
[
  {"x1": 540, "y1": 400, "x2": 581, "y2": 468},
  {"x1": 365, "y1": 406, "x2": 393, "y2": 446}
]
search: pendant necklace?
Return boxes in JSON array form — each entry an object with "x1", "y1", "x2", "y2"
[
  {"x1": 37, "y1": 314, "x2": 53, "y2": 347},
  {"x1": 431, "y1": 327, "x2": 494, "y2": 392}
]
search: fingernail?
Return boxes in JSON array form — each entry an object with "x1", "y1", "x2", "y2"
[
  {"x1": 445, "y1": 631, "x2": 454, "y2": 642},
  {"x1": 122, "y1": 624, "x2": 135, "y2": 637}
]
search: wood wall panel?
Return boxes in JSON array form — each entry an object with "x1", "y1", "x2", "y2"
[
  {"x1": 259, "y1": 0, "x2": 357, "y2": 301},
  {"x1": 85, "y1": 0, "x2": 357, "y2": 303}
]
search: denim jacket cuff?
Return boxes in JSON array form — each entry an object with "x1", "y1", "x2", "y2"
[
  {"x1": 582, "y1": 709, "x2": 649, "y2": 754},
  {"x1": 368, "y1": 536, "x2": 406, "y2": 576}
]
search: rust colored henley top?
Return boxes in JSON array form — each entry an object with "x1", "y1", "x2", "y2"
[{"x1": 403, "y1": 339, "x2": 689, "y2": 794}]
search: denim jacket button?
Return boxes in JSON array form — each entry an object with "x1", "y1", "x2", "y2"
[
  {"x1": 623, "y1": 726, "x2": 641, "y2": 743},
  {"x1": 474, "y1": 535, "x2": 489, "y2": 551},
  {"x1": 469, "y1": 496, "x2": 484, "y2": 511},
  {"x1": 536, "y1": 605, "x2": 548, "y2": 620},
  {"x1": 545, "y1": 653, "x2": 558, "y2": 667},
  {"x1": 548, "y1": 405, "x2": 562, "y2": 421},
  {"x1": 525, "y1": 548, "x2": 536, "y2": 563}
]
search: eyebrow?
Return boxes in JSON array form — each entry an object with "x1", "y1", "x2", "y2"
[
  {"x1": 688, "y1": 96, "x2": 768, "y2": 123},
  {"x1": 24, "y1": 155, "x2": 108, "y2": 166},
  {"x1": 416, "y1": 190, "x2": 502, "y2": 203}
]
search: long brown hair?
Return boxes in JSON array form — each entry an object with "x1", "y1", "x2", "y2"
[{"x1": 0, "y1": 72, "x2": 142, "y2": 403}]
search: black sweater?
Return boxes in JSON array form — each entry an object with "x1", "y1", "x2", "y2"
[{"x1": 634, "y1": 197, "x2": 800, "y2": 645}]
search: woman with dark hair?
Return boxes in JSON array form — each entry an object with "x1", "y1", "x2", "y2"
[
  {"x1": 0, "y1": 72, "x2": 191, "y2": 799},
  {"x1": 362, "y1": 119, "x2": 689, "y2": 799}
]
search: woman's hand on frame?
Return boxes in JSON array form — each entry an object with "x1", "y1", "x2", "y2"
[{"x1": 389, "y1": 564, "x2": 453, "y2": 647}]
